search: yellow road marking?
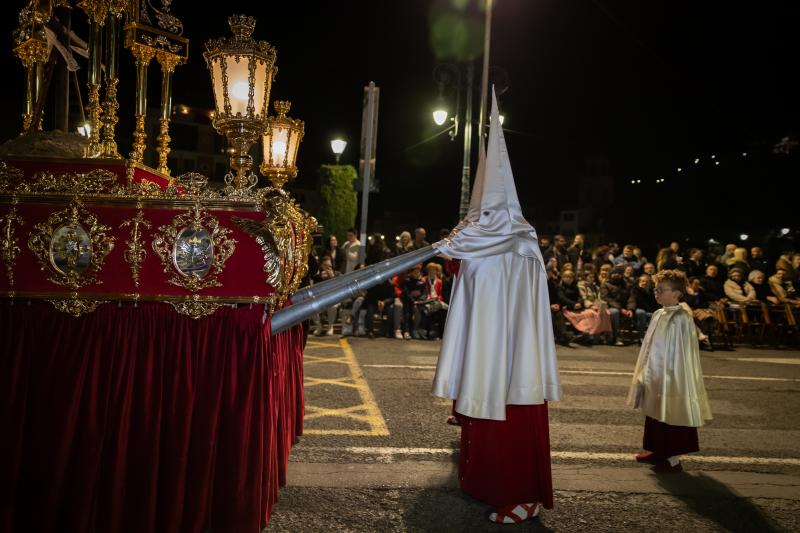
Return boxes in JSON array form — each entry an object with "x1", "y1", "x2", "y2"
[
  {"x1": 300, "y1": 338, "x2": 389, "y2": 436},
  {"x1": 305, "y1": 341, "x2": 341, "y2": 348}
]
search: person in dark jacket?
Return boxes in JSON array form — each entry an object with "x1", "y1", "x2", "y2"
[
  {"x1": 363, "y1": 278, "x2": 402, "y2": 338},
  {"x1": 629, "y1": 273, "x2": 659, "y2": 340},
  {"x1": 750, "y1": 247, "x2": 770, "y2": 276},
  {"x1": 601, "y1": 266, "x2": 633, "y2": 345},
  {"x1": 567, "y1": 234, "x2": 592, "y2": 270},
  {"x1": 548, "y1": 268, "x2": 577, "y2": 347},
  {"x1": 700, "y1": 264, "x2": 726, "y2": 303}
]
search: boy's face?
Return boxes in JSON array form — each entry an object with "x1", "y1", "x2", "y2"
[
  {"x1": 654, "y1": 282, "x2": 681, "y2": 306},
  {"x1": 638, "y1": 275, "x2": 651, "y2": 289}
]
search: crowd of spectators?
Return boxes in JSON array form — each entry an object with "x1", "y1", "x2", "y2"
[{"x1": 305, "y1": 228, "x2": 800, "y2": 348}]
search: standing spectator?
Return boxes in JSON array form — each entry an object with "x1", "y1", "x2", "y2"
[
  {"x1": 614, "y1": 245, "x2": 644, "y2": 274},
  {"x1": 726, "y1": 248, "x2": 750, "y2": 276},
  {"x1": 539, "y1": 236, "x2": 552, "y2": 257},
  {"x1": 601, "y1": 266, "x2": 634, "y2": 345},
  {"x1": 656, "y1": 248, "x2": 680, "y2": 271},
  {"x1": 311, "y1": 256, "x2": 340, "y2": 335},
  {"x1": 750, "y1": 247, "x2": 770, "y2": 276},
  {"x1": 607, "y1": 243, "x2": 621, "y2": 261},
  {"x1": 544, "y1": 234, "x2": 570, "y2": 270},
  {"x1": 629, "y1": 273, "x2": 659, "y2": 341},
  {"x1": 685, "y1": 249, "x2": 706, "y2": 279},
  {"x1": 412, "y1": 227, "x2": 430, "y2": 250},
  {"x1": 567, "y1": 234, "x2": 591, "y2": 271},
  {"x1": 394, "y1": 231, "x2": 414, "y2": 256},
  {"x1": 341, "y1": 228, "x2": 361, "y2": 274},
  {"x1": 670, "y1": 241, "x2": 681, "y2": 256},
  {"x1": 325, "y1": 234, "x2": 344, "y2": 273},
  {"x1": 719, "y1": 243, "x2": 737, "y2": 265},
  {"x1": 593, "y1": 245, "x2": 613, "y2": 272},
  {"x1": 365, "y1": 232, "x2": 391, "y2": 266}
]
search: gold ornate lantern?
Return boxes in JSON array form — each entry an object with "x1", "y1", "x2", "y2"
[
  {"x1": 260, "y1": 101, "x2": 304, "y2": 189},
  {"x1": 204, "y1": 15, "x2": 276, "y2": 194}
]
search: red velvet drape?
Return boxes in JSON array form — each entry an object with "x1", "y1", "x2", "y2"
[{"x1": 0, "y1": 300, "x2": 305, "y2": 533}]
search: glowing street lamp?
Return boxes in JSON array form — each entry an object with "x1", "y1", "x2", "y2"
[
  {"x1": 432, "y1": 108, "x2": 448, "y2": 126},
  {"x1": 331, "y1": 139, "x2": 347, "y2": 163}
]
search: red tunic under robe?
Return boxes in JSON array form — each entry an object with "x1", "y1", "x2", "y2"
[{"x1": 458, "y1": 403, "x2": 554, "y2": 509}]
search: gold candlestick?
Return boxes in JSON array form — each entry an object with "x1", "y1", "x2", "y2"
[{"x1": 129, "y1": 44, "x2": 155, "y2": 163}]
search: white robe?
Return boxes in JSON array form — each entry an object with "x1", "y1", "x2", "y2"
[
  {"x1": 626, "y1": 305, "x2": 713, "y2": 427},
  {"x1": 431, "y1": 248, "x2": 561, "y2": 421},
  {"x1": 431, "y1": 87, "x2": 561, "y2": 421}
]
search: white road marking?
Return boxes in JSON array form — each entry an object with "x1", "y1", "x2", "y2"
[
  {"x1": 361, "y1": 365, "x2": 800, "y2": 383},
  {"x1": 733, "y1": 358, "x2": 800, "y2": 365},
  {"x1": 300, "y1": 446, "x2": 800, "y2": 466}
]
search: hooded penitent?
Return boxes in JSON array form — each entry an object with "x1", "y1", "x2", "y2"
[{"x1": 431, "y1": 88, "x2": 561, "y2": 421}]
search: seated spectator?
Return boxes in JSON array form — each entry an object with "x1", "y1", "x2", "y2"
[
  {"x1": 724, "y1": 267, "x2": 756, "y2": 307},
  {"x1": 578, "y1": 270, "x2": 613, "y2": 341},
  {"x1": 750, "y1": 247, "x2": 770, "y2": 276},
  {"x1": 686, "y1": 248, "x2": 706, "y2": 279},
  {"x1": 769, "y1": 268, "x2": 800, "y2": 305},
  {"x1": 623, "y1": 265, "x2": 636, "y2": 289},
  {"x1": 539, "y1": 236, "x2": 552, "y2": 257},
  {"x1": 642, "y1": 262, "x2": 656, "y2": 276},
  {"x1": 557, "y1": 270, "x2": 595, "y2": 344},
  {"x1": 633, "y1": 247, "x2": 647, "y2": 266},
  {"x1": 403, "y1": 264, "x2": 429, "y2": 339},
  {"x1": 629, "y1": 273, "x2": 659, "y2": 340},
  {"x1": 394, "y1": 231, "x2": 414, "y2": 256},
  {"x1": 391, "y1": 270, "x2": 410, "y2": 339},
  {"x1": 749, "y1": 270, "x2": 779, "y2": 305},
  {"x1": 598, "y1": 269, "x2": 610, "y2": 285},
  {"x1": 423, "y1": 262, "x2": 448, "y2": 340},
  {"x1": 684, "y1": 277, "x2": 717, "y2": 350},
  {"x1": 363, "y1": 278, "x2": 403, "y2": 339},
  {"x1": 700, "y1": 264, "x2": 726, "y2": 305},
  {"x1": 601, "y1": 266, "x2": 633, "y2": 346},
  {"x1": 547, "y1": 268, "x2": 578, "y2": 347},
  {"x1": 613, "y1": 244, "x2": 644, "y2": 274}
]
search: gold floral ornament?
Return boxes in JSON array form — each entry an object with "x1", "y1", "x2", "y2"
[
  {"x1": 47, "y1": 294, "x2": 109, "y2": 318},
  {"x1": 234, "y1": 188, "x2": 316, "y2": 310},
  {"x1": 152, "y1": 202, "x2": 236, "y2": 292},
  {"x1": 27, "y1": 198, "x2": 116, "y2": 290},
  {"x1": 0, "y1": 197, "x2": 25, "y2": 286},
  {"x1": 119, "y1": 203, "x2": 152, "y2": 288}
]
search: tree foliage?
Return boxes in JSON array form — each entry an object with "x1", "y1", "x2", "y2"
[{"x1": 317, "y1": 164, "x2": 358, "y2": 240}]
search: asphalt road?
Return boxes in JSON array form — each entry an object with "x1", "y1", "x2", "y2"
[{"x1": 265, "y1": 337, "x2": 800, "y2": 532}]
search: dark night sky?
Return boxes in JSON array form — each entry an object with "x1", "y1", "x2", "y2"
[{"x1": 1, "y1": 1, "x2": 798, "y2": 249}]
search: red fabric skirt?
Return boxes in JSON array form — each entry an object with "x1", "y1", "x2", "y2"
[
  {"x1": 458, "y1": 403, "x2": 553, "y2": 509},
  {"x1": 643, "y1": 416, "x2": 700, "y2": 458}
]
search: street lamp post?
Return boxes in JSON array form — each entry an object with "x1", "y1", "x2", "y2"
[
  {"x1": 330, "y1": 139, "x2": 347, "y2": 163},
  {"x1": 433, "y1": 62, "x2": 474, "y2": 220}
]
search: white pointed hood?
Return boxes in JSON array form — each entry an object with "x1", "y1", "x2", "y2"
[{"x1": 435, "y1": 87, "x2": 544, "y2": 262}]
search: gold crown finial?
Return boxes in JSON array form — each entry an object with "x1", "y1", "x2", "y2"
[
  {"x1": 274, "y1": 100, "x2": 291, "y2": 117},
  {"x1": 228, "y1": 15, "x2": 256, "y2": 40}
]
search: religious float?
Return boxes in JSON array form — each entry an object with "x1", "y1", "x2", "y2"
[{"x1": 1, "y1": 2, "x2": 316, "y2": 532}]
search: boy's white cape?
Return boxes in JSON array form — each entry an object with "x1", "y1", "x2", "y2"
[
  {"x1": 431, "y1": 88, "x2": 561, "y2": 421},
  {"x1": 626, "y1": 305, "x2": 712, "y2": 427}
]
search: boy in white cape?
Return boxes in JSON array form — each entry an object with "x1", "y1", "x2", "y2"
[{"x1": 627, "y1": 269, "x2": 713, "y2": 473}]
